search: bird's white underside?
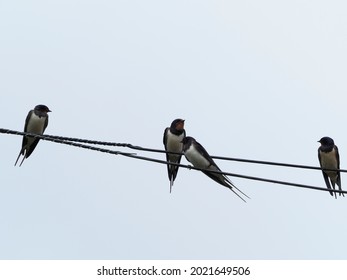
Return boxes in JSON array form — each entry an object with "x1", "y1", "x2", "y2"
[
  {"x1": 25, "y1": 113, "x2": 46, "y2": 147},
  {"x1": 27, "y1": 113, "x2": 46, "y2": 134},
  {"x1": 319, "y1": 148, "x2": 338, "y2": 178},
  {"x1": 166, "y1": 131, "x2": 184, "y2": 161},
  {"x1": 185, "y1": 144, "x2": 210, "y2": 168}
]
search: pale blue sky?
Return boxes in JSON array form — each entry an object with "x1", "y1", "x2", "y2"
[{"x1": 1, "y1": 0, "x2": 347, "y2": 259}]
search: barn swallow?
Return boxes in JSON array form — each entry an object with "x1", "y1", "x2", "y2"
[
  {"x1": 15, "y1": 105, "x2": 51, "y2": 166},
  {"x1": 163, "y1": 119, "x2": 186, "y2": 192},
  {"x1": 181, "y1": 136, "x2": 249, "y2": 202},
  {"x1": 318, "y1": 136, "x2": 344, "y2": 198}
]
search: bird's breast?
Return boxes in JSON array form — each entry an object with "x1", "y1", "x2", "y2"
[
  {"x1": 319, "y1": 149, "x2": 338, "y2": 170},
  {"x1": 166, "y1": 132, "x2": 184, "y2": 153},
  {"x1": 184, "y1": 145, "x2": 210, "y2": 168},
  {"x1": 26, "y1": 114, "x2": 46, "y2": 134}
]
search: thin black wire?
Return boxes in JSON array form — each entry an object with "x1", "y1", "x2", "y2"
[
  {"x1": 1, "y1": 128, "x2": 345, "y2": 173},
  {"x1": 1, "y1": 128, "x2": 346, "y2": 195},
  {"x1": 40, "y1": 137, "x2": 136, "y2": 157},
  {"x1": 0, "y1": 129, "x2": 137, "y2": 148},
  {"x1": 120, "y1": 153, "x2": 347, "y2": 195},
  {"x1": 0, "y1": 129, "x2": 135, "y2": 157}
]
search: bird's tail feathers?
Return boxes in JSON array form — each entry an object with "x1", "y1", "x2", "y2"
[
  {"x1": 170, "y1": 177, "x2": 174, "y2": 193},
  {"x1": 224, "y1": 176, "x2": 250, "y2": 200},
  {"x1": 323, "y1": 175, "x2": 334, "y2": 196},
  {"x1": 14, "y1": 149, "x2": 26, "y2": 167},
  {"x1": 336, "y1": 176, "x2": 344, "y2": 197},
  {"x1": 331, "y1": 182, "x2": 337, "y2": 198},
  {"x1": 229, "y1": 187, "x2": 247, "y2": 203},
  {"x1": 337, "y1": 185, "x2": 345, "y2": 197}
]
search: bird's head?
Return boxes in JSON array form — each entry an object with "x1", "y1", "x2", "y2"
[{"x1": 318, "y1": 136, "x2": 334, "y2": 146}]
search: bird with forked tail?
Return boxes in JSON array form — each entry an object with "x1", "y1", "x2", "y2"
[
  {"x1": 15, "y1": 104, "x2": 51, "y2": 166},
  {"x1": 163, "y1": 119, "x2": 186, "y2": 193},
  {"x1": 318, "y1": 136, "x2": 344, "y2": 198},
  {"x1": 181, "y1": 136, "x2": 249, "y2": 202}
]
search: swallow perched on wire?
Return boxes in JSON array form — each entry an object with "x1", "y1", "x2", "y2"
[
  {"x1": 181, "y1": 136, "x2": 249, "y2": 202},
  {"x1": 15, "y1": 104, "x2": 51, "y2": 166},
  {"x1": 318, "y1": 136, "x2": 344, "y2": 198},
  {"x1": 163, "y1": 119, "x2": 186, "y2": 192}
]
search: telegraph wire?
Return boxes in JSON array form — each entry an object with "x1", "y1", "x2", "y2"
[
  {"x1": 120, "y1": 152, "x2": 347, "y2": 195},
  {"x1": 0, "y1": 128, "x2": 135, "y2": 157},
  {"x1": 1, "y1": 128, "x2": 346, "y2": 195},
  {"x1": 1, "y1": 128, "x2": 345, "y2": 173}
]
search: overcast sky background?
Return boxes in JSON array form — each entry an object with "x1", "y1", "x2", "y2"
[{"x1": 1, "y1": 0, "x2": 347, "y2": 259}]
